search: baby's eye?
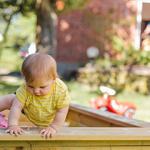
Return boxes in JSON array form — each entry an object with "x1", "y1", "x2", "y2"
[
  {"x1": 28, "y1": 85, "x2": 34, "y2": 88},
  {"x1": 40, "y1": 86, "x2": 47, "y2": 88}
]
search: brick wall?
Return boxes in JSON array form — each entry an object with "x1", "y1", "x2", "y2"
[{"x1": 56, "y1": 0, "x2": 136, "y2": 63}]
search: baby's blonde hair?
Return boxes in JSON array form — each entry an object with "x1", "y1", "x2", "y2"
[{"x1": 22, "y1": 53, "x2": 58, "y2": 84}]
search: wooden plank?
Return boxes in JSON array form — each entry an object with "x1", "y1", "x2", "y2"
[
  {"x1": 111, "y1": 146, "x2": 150, "y2": 150},
  {"x1": 1, "y1": 127, "x2": 150, "y2": 150},
  {"x1": 0, "y1": 147, "x2": 29, "y2": 150},
  {"x1": 111, "y1": 146, "x2": 142, "y2": 150},
  {"x1": 31, "y1": 147, "x2": 110, "y2": 150},
  {"x1": 0, "y1": 141, "x2": 30, "y2": 150},
  {"x1": 67, "y1": 104, "x2": 150, "y2": 127},
  {"x1": 141, "y1": 147, "x2": 150, "y2": 150},
  {"x1": 1, "y1": 127, "x2": 150, "y2": 141},
  {"x1": 0, "y1": 148, "x2": 17, "y2": 150},
  {"x1": 67, "y1": 111, "x2": 111, "y2": 127}
]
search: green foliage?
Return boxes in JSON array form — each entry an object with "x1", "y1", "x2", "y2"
[
  {"x1": 0, "y1": 47, "x2": 23, "y2": 71},
  {"x1": 64, "y1": 0, "x2": 88, "y2": 10},
  {"x1": 55, "y1": 0, "x2": 89, "y2": 15},
  {"x1": 9, "y1": 13, "x2": 36, "y2": 44},
  {"x1": 0, "y1": 13, "x2": 36, "y2": 62},
  {"x1": 66, "y1": 80, "x2": 98, "y2": 106},
  {"x1": 112, "y1": 36, "x2": 125, "y2": 52},
  {"x1": 0, "y1": 0, "x2": 35, "y2": 15},
  {"x1": 0, "y1": 0, "x2": 89, "y2": 52},
  {"x1": 111, "y1": 36, "x2": 150, "y2": 67},
  {"x1": 78, "y1": 42, "x2": 150, "y2": 95}
]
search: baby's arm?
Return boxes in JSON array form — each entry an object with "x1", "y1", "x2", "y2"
[
  {"x1": 50, "y1": 106, "x2": 69, "y2": 130},
  {"x1": 40, "y1": 106, "x2": 69, "y2": 138},
  {"x1": 6, "y1": 97, "x2": 24, "y2": 136}
]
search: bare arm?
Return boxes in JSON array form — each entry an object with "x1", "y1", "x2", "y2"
[
  {"x1": 8, "y1": 97, "x2": 23, "y2": 126},
  {"x1": 40, "y1": 106, "x2": 69, "y2": 138},
  {"x1": 6, "y1": 97, "x2": 24, "y2": 136},
  {"x1": 50, "y1": 106, "x2": 69, "y2": 131}
]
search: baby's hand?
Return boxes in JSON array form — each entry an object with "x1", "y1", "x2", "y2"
[
  {"x1": 40, "y1": 126, "x2": 57, "y2": 138},
  {"x1": 6, "y1": 125, "x2": 24, "y2": 136}
]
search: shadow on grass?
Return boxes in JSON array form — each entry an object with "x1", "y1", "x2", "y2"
[{"x1": 0, "y1": 81, "x2": 20, "y2": 95}]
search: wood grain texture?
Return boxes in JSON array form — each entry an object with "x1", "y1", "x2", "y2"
[
  {"x1": 1, "y1": 127, "x2": 150, "y2": 150},
  {"x1": 67, "y1": 104, "x2": 150, "y2": 127},
  {"x1": 1, "y1": 127, "x2": 150, "y2": 141}
]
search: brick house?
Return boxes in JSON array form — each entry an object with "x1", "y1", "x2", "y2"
[{"x1": 56, "y1": 0, "x2": 136, "y2": 79}]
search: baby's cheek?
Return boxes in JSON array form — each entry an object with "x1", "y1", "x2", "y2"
[
  {"x1": 42, "y1": 89, "x2": 49, "y2": 94},
  {"x1": 27, "y1": 88, "x2": 33, "y2": 94}
]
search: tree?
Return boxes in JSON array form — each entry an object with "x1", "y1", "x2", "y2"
[
  {"x1": 0, "y1": 0, "x2": 35, "y2": 41},
  {"x1": 35, "y1": 0, "x2": 57, "y2": 56},
  {"x1": 0, "y1": 0, "x2": 87, "y2": 57}
]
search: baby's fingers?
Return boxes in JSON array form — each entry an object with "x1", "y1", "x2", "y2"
[
  {"x1": 5, "y1": 128, "x2": 24, "y2": 136},
  {"x1": 47, "y1": 132, "x2": 55, "y2": 138},
  {"x1": 44, "y1": 131, "x2": 53, "y2": 139},
  {"x1": 9, "y1": 130, "x2": 15, "y2": 136},
  {"x1": 14, "y1": 129, "x2": 24, "y2": 136},
  {"x1": 40, "y1": 129, "x2": 46, "y2": 134},
  {"x1": 5, "y1": 129, "x2": 16, "y2": 136},
  {"x1": 5, "y1": 129, "x2": 10, "y2": 133},
  {"x1": 41, "y1": 130, "x2": 50, "y2": 138},
  {"x1": 14, "y1": 130, "x2": 20, "y2": 136},
  {"x1": 18, "y1": 128, "x2": 24, "y2": 134}
]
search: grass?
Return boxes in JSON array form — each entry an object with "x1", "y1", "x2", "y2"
[
  {"x1": 66, "y1": 80, "x2": 98, "y2": 106},
  {"x1": 117, "y1": 91, "x2": 150, "y2": 121}
]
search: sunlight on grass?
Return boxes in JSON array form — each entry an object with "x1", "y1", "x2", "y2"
[
  {"x1": 117, "y1": 92, "x2": 150, "y2": 121},
  {"x1": 66, "y1": 80, "x2": 98, "y2": 106}
]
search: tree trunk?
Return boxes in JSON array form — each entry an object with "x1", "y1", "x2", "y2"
[{"x1": 36, "y1": 0, "x2": 57, "y2": 57}]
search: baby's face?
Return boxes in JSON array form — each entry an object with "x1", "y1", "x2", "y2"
[{"x1": 26, "y1": 79, "x2": 54, "y2": 96}]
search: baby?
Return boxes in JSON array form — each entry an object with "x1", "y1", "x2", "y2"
[{"x1": 0, "y1": 53, "x2": 70, "y2": 138}]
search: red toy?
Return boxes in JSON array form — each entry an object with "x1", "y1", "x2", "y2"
[{"x1": 90, "y1": 86, "x2": 136, "y2": 118}]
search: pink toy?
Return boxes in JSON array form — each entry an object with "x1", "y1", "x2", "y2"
[{"x1": 0, "y1": 113, "x2": 8, "y2": 128}]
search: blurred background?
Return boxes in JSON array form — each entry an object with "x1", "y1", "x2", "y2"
[{"x1": 0, "y1": 0, "x2": 149, "y2": 121}]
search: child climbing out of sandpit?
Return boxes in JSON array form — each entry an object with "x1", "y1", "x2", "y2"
[{"x1": 0, "y1": 53, "x2": 70, "y2": 138}]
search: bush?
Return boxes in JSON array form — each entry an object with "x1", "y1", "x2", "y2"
[{"x1": 77, "y1": 47, "x2": 150, "y2": 95}]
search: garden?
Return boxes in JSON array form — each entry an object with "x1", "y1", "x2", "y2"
[{"x1": 0, "y1": 0, "x2": 150, "y2": 122}]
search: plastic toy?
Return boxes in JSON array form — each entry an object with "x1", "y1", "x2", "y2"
[
  {"x1": 90, "y1": 86, "x2": 136, "y2": 118},
  {"x1": 0, "y1": 113, "x2": 8, "y2": 128}
]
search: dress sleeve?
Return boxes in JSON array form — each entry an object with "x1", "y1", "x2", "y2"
[
  {"x1": 56, "y1": 88, "x2": 70, "y2": 109},
  {"x1": 16, "y1": 84, "x2": 27, "y2": 106}
]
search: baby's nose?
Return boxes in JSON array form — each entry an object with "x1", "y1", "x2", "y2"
[{"x1": 34, "y1": 88, "x2": 40, "y2": 94}]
